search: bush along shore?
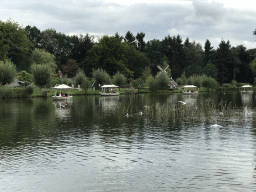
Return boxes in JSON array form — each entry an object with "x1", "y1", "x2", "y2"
[{"x1": 0, "y1": 85, "x2": 253, "y2": 99}]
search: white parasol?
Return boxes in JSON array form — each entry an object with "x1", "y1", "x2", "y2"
[{"x1": 53, "y1": 84, "x2": 72, "y2": 89}]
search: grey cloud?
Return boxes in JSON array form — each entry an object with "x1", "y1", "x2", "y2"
[{"x1": 192, "y1": 0, "x2": 226, "y2": 23}]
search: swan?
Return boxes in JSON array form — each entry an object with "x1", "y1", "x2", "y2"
[{"x1": 177, "y1": 101, "x2": 187, "y2": 105}]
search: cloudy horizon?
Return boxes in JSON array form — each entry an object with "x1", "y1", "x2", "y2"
[{"x1": 1, "y1": 0, "x2": 256, "y2": 50}]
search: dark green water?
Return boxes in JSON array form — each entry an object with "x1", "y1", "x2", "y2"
[{"x1": 1, "y1": 92, "x2": 256, "y2": 191}]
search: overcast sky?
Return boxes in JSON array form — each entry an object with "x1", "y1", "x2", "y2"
[{"x1": 1, "y1": 0, "x2": 256, "y2": 50}]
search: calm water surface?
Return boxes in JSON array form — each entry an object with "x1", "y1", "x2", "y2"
[{"x1": 1, "y1": 92, "x2": 256, "y2": 191}]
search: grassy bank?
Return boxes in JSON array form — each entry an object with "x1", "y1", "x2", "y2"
[{"x1": 0, "y1": 85, "x2": 249, "y2": 99}]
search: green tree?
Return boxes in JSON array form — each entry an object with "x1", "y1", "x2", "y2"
[
  {"x1": 216, "y1": 40, "x2": 234, "y2": 84},
  {"x1": 146, "y1": 76, "x2": 158, "y2": 92},
  {"x1": 16, "y1": 70, "x2": 33, "y2": 83},
  {"x1": 125, "y1": 31, "x2": 136, "y2": 47},
  {"x1": 204, "y1": 39, "x2": 214, "y2": 65},
  {"x1": 125, "y1": 45, "x2": 150, "y2": 79},
  {"x1": 161, "y1": 35, "x2": 185, "y2": 79},
  {"x1": 184, "y1": 41, "x2": 204, "y2": 76},
  {"x1": 250, "y1": 53, "x2": 256, "y2": 84},
  {"x1": 0, "y1": 60, "x2": 17, "y2": 85},
  {"x1": 202, "y1": 76, "x2": 218, "y2": 91},
  {"x1": 112, "y1": 71, "x2": 127, "y2": 90},
  {"x1": 74, "y1": 70, "x2": 86, "y2": 85},
  {"x1": 31, "y1": 64, "x2": 52, "y2": 88},
  {"x1": 156, "y1": 73, "x2": 169, "y2": 90},
  {"x1": 232, "y1": 45, "x2": 253, "y2": 83},
  {"x1": 131, "y1": 78, "x2": 145, "y2": 89},
  {"x1": 25, "y1": 25, "x2": 42, "y2": 48},
  {"x1": 0, "y1": 20, "x2": 34, "y2": 71},
  {"x1": 136, "y1": 32, "x2": 146, "y2": 52},
  {"x1": 83, "y1": 36, "x2": 134, "y2": 77},
  {"x1": 71, "y1": 33, "x2": 94, "y2": 64},
  {"x1": 145, "y1": 39, "x2": 163, "y2": 76},
  {"x1": 203, "y1": 60, "x2": 218, "y2": 79},
  {"x1": 181, "y1": 71, "x2": 187, "y2": 85},
  {"x1": 92, "y1": 68, "x2": 111, "y2": 89},
  {"x1": 114, "y1": 32, "x2": 124, "y2": 41},
  {"x1": 31, "y1": 48, "x2": 57, "y2": 72},
  {"x1": 51, "y1": 73, "x2": 60, "y2": 86},
  {"x1": 0, "y1": 41, "x2": 9, "y2": 61},
  {"x1": 82, "y1": 77, "x2": 91, "y2": 90},
  {"x1": 142, "y1": 66, "x2": 152, "y2": 81}
]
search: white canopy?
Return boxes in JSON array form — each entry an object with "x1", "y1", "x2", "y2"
[
  {"x1": 101, "y1": 85, "x2": 119, "y2": 88},
  {"x1": 241, "y1": 85, "x2": 252, "y2": 88},
  {"x1": 183, "y1": 85, "x2": 198, "y2": 88},
  {"x1": 53, "y1": 84, "x2": 72, "y2": 89}
]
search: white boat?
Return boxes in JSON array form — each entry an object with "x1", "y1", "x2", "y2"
[
  {"x1": 100, "y1": 85, "x2": 120, "y2": 96},
  {"x1": 52, "y1": 84, "x2": 73, "y2": 100},
  {"x1": 182, "y1": 85, "x2": 198, "y2": 95},
  {"x1": 241, "y1": 85, "x2": 253, "y2": 93}
]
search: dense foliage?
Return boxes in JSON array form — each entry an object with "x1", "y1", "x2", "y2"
[
  {"x1": 1, "y1": 19, "x2": 256, "y2": 90},
  {"x1": 0, "y1": 60, "x2": 17, "y2": 85}
]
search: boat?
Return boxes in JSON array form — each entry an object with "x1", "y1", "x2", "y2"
[
  {"x1": 100, "y1": 85, "x2": 120, "y2": 96},
  {"x1": 182, "y1": 85, "x2": 198, "y2": 95},
  {"x1": 240, "y1": 85, "x2": 253, "y2": 93},
  {"x1": 52, "y1": 84, "x2": 73, "y2": 100}
]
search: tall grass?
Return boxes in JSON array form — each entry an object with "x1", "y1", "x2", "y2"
[
  {"x1": 0, "y1": 85, "x2": 34, "y2": 99},
  {"x1": 120, "y1": 98, "x2": 250, "y2": 127}
]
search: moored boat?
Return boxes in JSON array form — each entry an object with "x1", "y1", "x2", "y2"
[
  {"x1": 182, "y1": 85, "x2": 198, "y2": 95},
  {"x1": 100, "y1": 85, "x2": 120, "y2": 96},
  {"x1": 240, "y1": 85, "x2": 253, "y2": 93},
  {"x1": 52, "y1": 84, "x2": 73, "y2": 100}
]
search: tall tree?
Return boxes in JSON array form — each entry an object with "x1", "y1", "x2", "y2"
[
  {"x1": 114, "y1": 32, "x2": 124, "y2": 42},
  {"x1": 184, "y1": 41, "x2": 204, "y2": 77},
  {"x1": 203, "y1": 60, "x2": 218, "y2": 79},
  {"x1": 161, "y1": 35, "x2": 185, "y2": 79},
  {"x1": 83, "y1": 35, "x2": 147, "y2": 78},
  {"x1": 145, "y1": 39, "x2": 163, "y2": 77},
  {"x1": 31, "y1": 48, "x2": 57, "y2": 72},
  {"x1": 125, "y1": 31, "x2": 137, "y2": 47},
  {"x1": 204, "y1": 39, "x2": 214, "y2": 65},
  {"x1": 216, "y1": 40, "x2": 233, "y2": 84},
  {"x1": 25, "y1": 25, "x2": 42, "y2": 48},
  {"x1": 71, "y1": 34, "x2": 94, "y2": 64},
  {"x1": 136, "y1": 32, "x2": 146, "y2": 52},
  {"x1": 232, "y1": 45, "x2": 253, "y2": 83},
  {"x1": 0, "y1": 20, "x2": 34, "y2": 71}
]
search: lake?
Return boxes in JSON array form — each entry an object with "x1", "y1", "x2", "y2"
[{"x1": 1, "y1": 91, "x2": 256, "y2": 191}]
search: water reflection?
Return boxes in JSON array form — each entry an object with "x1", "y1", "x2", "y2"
[
  {"x1": 53, "y1": 100, "x2": 73, "y2": 121},
  {"x1": 99, "y1": 96, "x2": 120, "y2": 113},
  {"x1": 241, "y1": 92, "x2": 253, "y2": 106},
  {"x1": 1, "y1": 93, "x2": 256, "y2": 191}
]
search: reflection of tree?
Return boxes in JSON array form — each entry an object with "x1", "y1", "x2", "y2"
[{"x1": 0, "y1": 99, "x2": 57, "y2": 148}]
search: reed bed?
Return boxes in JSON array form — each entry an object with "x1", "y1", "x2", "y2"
[{"x1": 118, "y1": 98, "x2": 253, "y2": 127}]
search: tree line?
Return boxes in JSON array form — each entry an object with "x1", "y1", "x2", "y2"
[{"x1": 1, "y1": 19, "x2": 256, "y2": 88}]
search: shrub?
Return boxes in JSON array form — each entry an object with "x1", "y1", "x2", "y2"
[
  {"x1": 0, "y1": 60, "x2": 17, "y2": 85},
  {"x1": 132, "y1": 78, "x2": 145, "y2": 89},
  {"x1": 31, "y1": 64, "x2": 52, "y2": 88},
  {"x1": 24, "y1": 85, "x2": 34, "y2": 96},
  {"x1": 74, "y1": 70, "x2": 86, "y2": 85},
  {"x1": 146, "y1": 76, "x2": 158, "y2": 92},
  {"x1": 176, "y1": 78, "x2": 182, "y2": 86}
]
